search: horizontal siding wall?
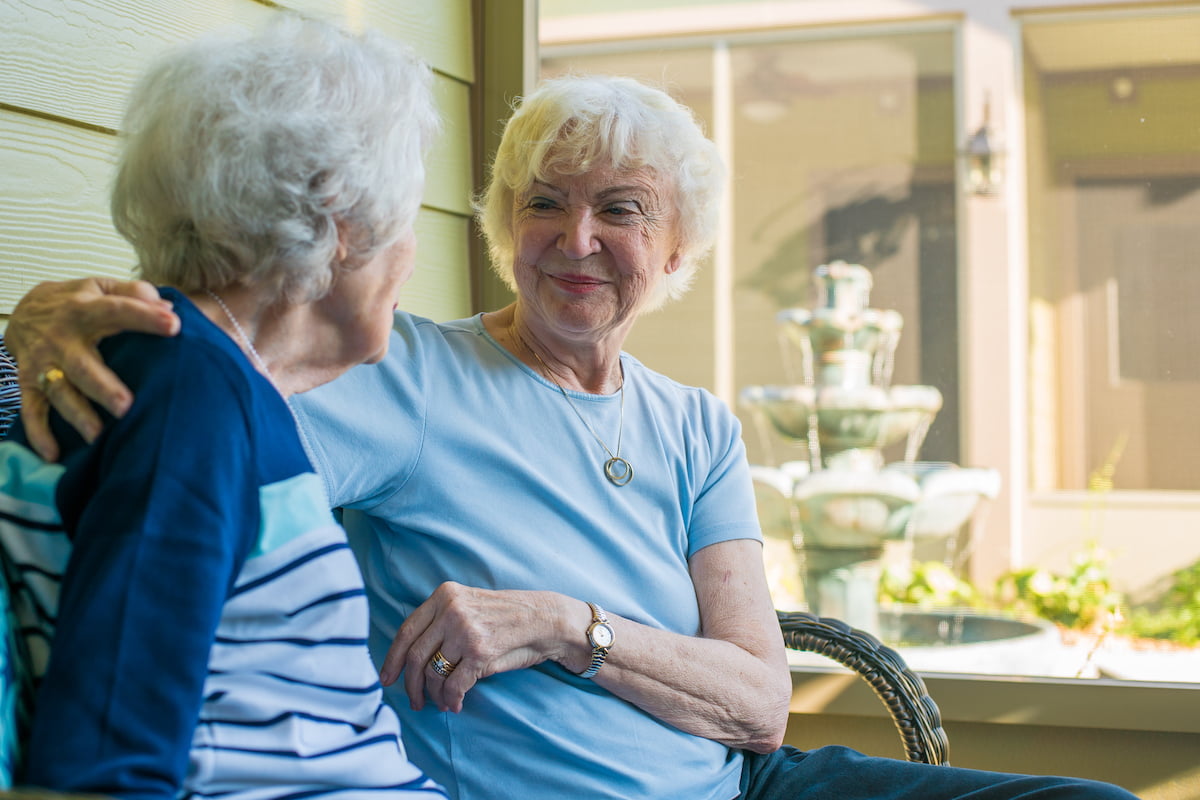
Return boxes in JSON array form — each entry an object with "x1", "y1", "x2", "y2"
[
  {"x1": 0, "y1": 109, "x2": 133, "y2": 307},
  {"x1": 0, "y1": 0, "x2": 475, "y2": 320}
]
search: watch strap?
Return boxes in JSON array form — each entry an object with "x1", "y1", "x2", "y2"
[{"x1": 578, "y1": 602, "x2": 611, "y2": 679}]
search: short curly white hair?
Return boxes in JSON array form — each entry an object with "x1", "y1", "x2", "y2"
[
  {"x1": 477, "y1": 74, "x2": 725, "y2": 311},
  {"x1": 111, "y1": 13, "x2": 440, "y2": 303}
]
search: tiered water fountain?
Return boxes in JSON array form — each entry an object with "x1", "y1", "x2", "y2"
[{"x1": 741, "y1": 261, "x2": 1002, "y2": 638}]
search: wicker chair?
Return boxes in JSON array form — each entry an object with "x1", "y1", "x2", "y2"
[{"x1": 778, "y1": 610, "x2": 950, "y2": 766}]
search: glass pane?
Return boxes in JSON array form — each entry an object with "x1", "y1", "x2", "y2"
[
  {"x1": 1025, "y1": 16, "x2": 1200, "y2": 492},
  {"x1": 727, "y1": 34, "x2": 959, "y2": 469},
  {"x1": 545, "y1": 32, "x2": 960, "y2": 468},
  {"x1": 541, "y1": 6, "x2": 1200, "y2": 683}
]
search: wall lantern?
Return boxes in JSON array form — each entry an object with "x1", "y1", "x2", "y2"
[{"x1": 961, "y1": 96, "x2": 1004, "y2": 197}]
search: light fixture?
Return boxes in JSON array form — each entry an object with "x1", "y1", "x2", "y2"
[
  {"x1": 1110, "y1": 74, "x2": 1136, "y2": 103},
  {"x1": 961, "y1": 95, "x2": 1004, "y2": 197}
]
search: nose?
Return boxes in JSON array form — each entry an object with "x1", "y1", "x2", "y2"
[{"x1": 557, "y1": 208, "x2": 602, "y2": 260}]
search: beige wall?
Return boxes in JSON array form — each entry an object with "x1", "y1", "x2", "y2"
[
  {"x1": 0, "y1": 0, "x2": 493, "y2": 325},
  {"x1": 787, "y1": 714, "x2": 1200, "y2": 800},
  {"x1": 789, "y1": 670, "x2": 1200, "y2": 798}
]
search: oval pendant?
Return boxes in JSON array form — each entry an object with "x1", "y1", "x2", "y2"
[{"x1": 604, "y1": 456, "x2": 634, "y2": 487}]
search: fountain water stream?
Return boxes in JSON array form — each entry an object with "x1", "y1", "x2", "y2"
[{"x1": 741, "y1": 262, "x2": 1001, "y2": 636}]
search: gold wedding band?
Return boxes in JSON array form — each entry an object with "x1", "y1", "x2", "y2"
[
  {"x1": 430, "y1": 650, "x2": 458, "y2": 678},
  {"x1": 36, "y1": 367, "x2": 66, "y2": 394}
]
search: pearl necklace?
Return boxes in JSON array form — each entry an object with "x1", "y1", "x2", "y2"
[{"x1": 512, "y1": 327, "x2": 633, "y2": 487}]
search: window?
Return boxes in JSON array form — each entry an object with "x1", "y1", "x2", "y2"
[
  {"x1": 1025, "y1": 15, "x2": 1200, "y2": 492},
  {"x1": 544, "y1": 31, "x2": 960, "y2": 465},
  {"x1": 542, "y1": 1, "x2": 1200, "y2": 685}
]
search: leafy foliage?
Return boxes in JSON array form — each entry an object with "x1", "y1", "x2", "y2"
[
  {"x1": 879, "y1": 546, "x2": 1200, "y2": 647},
  {"x1": 1126, "y1": 559, "x2": 1200, "y2": 646},
  {"x1": 993, "y1": 543, "x2": 1124, "y2": 631},
  {"x1": 878, "y1": 561, "x2": 981, "y2": 610}
]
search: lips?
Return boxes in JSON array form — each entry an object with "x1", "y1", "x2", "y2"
[{"x1": 552, "y1": 273, "x2": 609, "y2": 292}]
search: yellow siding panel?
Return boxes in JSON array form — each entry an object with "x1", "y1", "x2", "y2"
[
  {"x1": 0, "y1": 0, "x2": 472, "y2": 133},
  {"x1": 0, "y1": 0, "x2": 277, "y2": 131},
  {"x1": 409, "y1": 209, "x2": 473, "y2": 322},
  {"x1": 281, "y1": 0, "x2": 473, "y2": 81},
  {"x1": 0, "y1": 0, "x2": 477, "y2": 325},
  {"x1": 0, "y1": 107, "x2": 473, "y2": 320},
  {"x1": 426, "y1": 77, "x2": 474, "y2": 216},
  {"x1": 0, "y1": 110, "x2": 134, "y2": 314}
]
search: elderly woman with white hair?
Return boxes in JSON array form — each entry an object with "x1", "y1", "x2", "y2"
[
  {"x1": 5, "y1": 73, "x2": 1139, "y2": 800},
  {"x1": 296, "y1": 74, "x2": 792, "y2": 797},
  {"x1": 0, "y1": 14, "x2": 446, "y2": 800}
]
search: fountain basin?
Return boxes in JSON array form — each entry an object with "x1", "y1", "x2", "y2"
[
  {"x1": 786, "y1": 607, "x2": 1074, "y2": 678},
  {"x1": 778, "y1": 307, "x2": 904, "y2": 385},
  {"x1": 740, "y1": 384, "x2": 942, "y2": 452},
  {"x1": 876, "y1": 608, "x2": 1076, "y2": 677},
  {"x1": 878, "y1": 607, "x2": 1051, "y2": 647},
  {"x1": 882, "y1": 462, "x2": 1001, "y2": 539},
  {"x1": 792, "y1": 468, "x2": 920, "y2": 547}
]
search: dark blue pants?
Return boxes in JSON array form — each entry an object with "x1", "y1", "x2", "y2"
[{"x1": 740, "y1": 746, "x2": 1140, "y2": 800}]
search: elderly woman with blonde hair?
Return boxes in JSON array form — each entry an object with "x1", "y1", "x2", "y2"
[
  {"x1": 6, "y1": 72, "x2": 1139, "y2": 800},
  {"x1": 0, "y1": 14, "x2": 446, "y2": 800}
]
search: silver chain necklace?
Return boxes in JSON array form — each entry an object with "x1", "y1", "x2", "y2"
[
  {"x1": 513, "y1": 327, "x2": 633, "y2": 487},
  {"x1": 205, "y1": 289, "x2": 282, "y2": 394},
  {"x1": 205, "y1": 290, "x2": 319, "y2": 459}
]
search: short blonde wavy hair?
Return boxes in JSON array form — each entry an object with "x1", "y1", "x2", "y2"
[{"x1": 477, "y1": 74, "x2": 725, "y2": 311}]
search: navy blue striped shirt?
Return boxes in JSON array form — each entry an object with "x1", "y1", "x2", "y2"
[
  {"x1": 0, "y1": 290, "x2": 444, "y2": 800},
  {"x1": 0, "y1": 337, "x2": 16, "y2": 440}
]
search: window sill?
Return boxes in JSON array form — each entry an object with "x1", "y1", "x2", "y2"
[{"x1": 789, "y1": 665, "x2": 1200, "y2": 735}]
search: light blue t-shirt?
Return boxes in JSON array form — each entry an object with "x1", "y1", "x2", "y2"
[{"x1": 293, "y1": 312, "x2": 763, "y2": 800}]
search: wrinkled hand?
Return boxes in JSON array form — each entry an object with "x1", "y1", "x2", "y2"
[
  {"x1": 380, "y1": 582, "x2": 576, "y2": 713},
  {"x1": 8, "y1": 278, "x2": 180, "y2": 461}
]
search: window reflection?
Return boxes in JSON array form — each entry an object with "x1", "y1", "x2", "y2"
[
  {"x1": 541, "y1": 4, "x2": 1200, "y2": 682},
  {"x1": 544, "y1": 30, "x2": 960, "y2": 468},
  {"x1": 1025, "y1": 24, "x2": 1200, "y2": 491}
]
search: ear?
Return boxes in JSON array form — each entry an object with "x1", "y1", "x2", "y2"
[
  {"x1": 664, "y1": 249, "x2": 683, "y2": 275},
  {"x1": 334, "y1": 218, "x2": 351, "y2": 263}
]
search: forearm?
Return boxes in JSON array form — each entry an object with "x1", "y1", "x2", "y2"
[
  {"x1": 557, "y1": 598, "x2": 791, "y2": 752},
  {"x1": 385, "y1": 541, "x2": 791, "y2": 751}
]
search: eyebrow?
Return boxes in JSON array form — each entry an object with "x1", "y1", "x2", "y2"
[{"x1": 529, "y1": 180, "x2": 650, "y2": 202}]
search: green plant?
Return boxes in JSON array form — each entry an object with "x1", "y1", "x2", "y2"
[
  {"x1": 1126, "y1": 559, "x2": 1200, "y2": 646},
  {"x1": 994, "y1": 542, "x2": 1125, "y2": 631},
  {"x1": 878, "y1": 560, "x2": 981, "y2": 609},
  {"x1": 879, "y1": 547, "x2": 1200, "y2": 649}
]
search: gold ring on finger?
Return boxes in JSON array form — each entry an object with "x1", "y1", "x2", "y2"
[
  {"x1": 36, "y1": 367, "x2": 66, "y2": 394},
  {"x1": 430, "y1": 650, "x2": 458, "y2": 678}
]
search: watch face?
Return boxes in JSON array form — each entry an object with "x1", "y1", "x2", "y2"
[{"x1": 591, "y1": 622, "x2": 615, "y2": 648}]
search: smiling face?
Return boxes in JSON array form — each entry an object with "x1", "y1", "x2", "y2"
[{"x1": 511, "y1": 162, "x2": 682, "y2": 349}]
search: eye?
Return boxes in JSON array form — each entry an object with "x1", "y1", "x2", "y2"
[
  {"x1": 526, "y1": 196, "x2": 558, "y2": 211},
  {"x1": 604, "y1": 202, "x2": 640, "y2": 217}
]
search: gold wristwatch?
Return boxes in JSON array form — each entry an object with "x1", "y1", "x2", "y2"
[{"x1": 578, "y1": 602, "x2": 615, "y2": 679}]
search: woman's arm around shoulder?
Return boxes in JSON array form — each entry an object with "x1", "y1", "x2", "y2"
[{"x1": 6, "y1": 278, "x2": 179, "y2": 461}]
